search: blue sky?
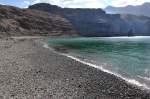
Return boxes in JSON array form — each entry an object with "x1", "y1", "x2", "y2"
[{"x1": 0, "y1": 0, "x2": 150, "y2": 8}]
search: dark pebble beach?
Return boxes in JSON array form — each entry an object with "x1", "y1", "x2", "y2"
[{"x1": 0, "y1": 37, "x2": 150, "y2": 99}]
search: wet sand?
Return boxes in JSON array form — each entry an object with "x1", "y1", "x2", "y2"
[{"x1": 0, "y1": 37, "x2": 150, "y2": 99}]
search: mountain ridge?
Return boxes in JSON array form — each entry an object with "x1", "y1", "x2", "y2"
[
  {"x1": 29, "y1": 3, "x2": 150, "y2": 37},
  {"x1": 105, "y1": 2, "x2": 150, "y2": 17},
  {"x1": 0, "y1": 4, "x2": 77, "y2": 37},
  {"x1": 1, "y1": 3, "x2": 150, "y2": 37}
]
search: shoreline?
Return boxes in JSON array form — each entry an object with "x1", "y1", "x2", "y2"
[
  {"x1": 43, "y1": 42, "x2": 150, "y2": 90},
  {"x1": 0, "y1": 38, "x2": 150, "y2": 98},
  {"x1": 42, "y1": 41, "x2": 150, "y2": 96},
  {"x1": 62, "y1": 53, "x2": 150, "y2": 90}
]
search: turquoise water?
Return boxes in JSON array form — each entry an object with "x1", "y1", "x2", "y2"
[{"x1": 48, "y1": 37, "x2": 150, "y2": 87}]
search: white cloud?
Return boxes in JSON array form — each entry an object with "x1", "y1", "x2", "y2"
[
  {"x1": 33, "y1": 0, "x2": 63, "y2": 6},
  {"x1": 32, "y1": 0, "x2": 107, "y2": 8},
  {"x1": 24, "y1": 0, "x2": 150, "y2": 8},
  {"x1": 24, "y1": 1, "x2": 30, "y2": 5},
  {"x1": 111, "y1": 0, "x2": 150, "y2": 7},
  {"x1": 62, "y1": 0, "x2": 106, "y2": 8}
]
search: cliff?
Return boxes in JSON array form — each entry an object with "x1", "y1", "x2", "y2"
[
  {"x1": 105, "y1": 3, "x2": 150, "y2": 17},
  {"x1": 29, "y1": 3, "x2": 150, "y2": 37},
  {"x1": 0, "y1": 4, "x2": 77, "y2": 37}
]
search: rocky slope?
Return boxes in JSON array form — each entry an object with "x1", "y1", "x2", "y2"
[
  {"x1": 29, "y1": 3, "x2": 150, "y2": 37},
  {"x1": 105, "y1": 3, "x2": 150, "y2": 17},
  {"x1": 0, "y1": 5, "x2": 77, "y2": 37}
]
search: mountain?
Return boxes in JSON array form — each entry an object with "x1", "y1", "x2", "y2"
[
  {"x1": 0, "y1": 4, "x2": 77, "y2": 37},
  {"x1": 105, "y1": 3, "x2": 150, "y2": 17},
  {"x1": 1, "y1": 3, "x2": 150, "y2": 37},
  {"x1": 29, "y1": 3, "x2": 150, "y2": 37}
]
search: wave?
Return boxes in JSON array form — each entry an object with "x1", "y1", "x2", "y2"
[
  {"x1": 42, "y1": 42, "x2": 150, "y2": 90},
  {"x1": 138, "y1": 76, "x2": 150, "y2": 82},
  {"x1": 103, "y1": 36, "x2": 150, "y2": 39},
  {"x1": 64, "y1": 54, "x2": 150, "y2": 90}
]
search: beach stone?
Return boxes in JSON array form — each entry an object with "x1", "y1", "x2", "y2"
[{"x1": 0, "y1": 38, "x2": 149, "y2": 99}]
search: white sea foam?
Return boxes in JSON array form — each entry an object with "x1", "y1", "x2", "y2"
[
  {"x1": 64, "y1": 54, "x2": 150, "y2": 90},
  {"x1": 43, "y1": 42, "x2": 150, "y2": 90},
  {"x1": 138, "y1": 76, "x2": 150, "y2": 82},
  {"x1": 43, "y1": 43, "x2": 49, "y2": 49},
  {"x1": 143, "y1": 77, "x2": 150, "y2": 81},
  {"x1": 106, "y1": 36, "x2": 150, "y2": 39}
]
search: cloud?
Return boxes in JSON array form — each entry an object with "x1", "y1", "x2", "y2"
[
  {"x1": 23, "y1": 0, "x2": 150, "y2": 8},
  {"x1": 24, "y1": 1, "x2": 30, "y2": 5},
  {"x1": 33, "y1": 0, "x2": 63, "y2": 5},
  {"x1": 31, "y1": 0, "x2": 107, "y2": 8},
  {"x1": 111, "y1": 0, "x2": 150, "y2": 7},
  {"x1": 64, "y1": 0, "x2": 107, "y2": 8}
]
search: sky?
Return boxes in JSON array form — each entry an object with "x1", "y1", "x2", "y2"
[{"x1": 0, "y1": 0, "x2": 150, "y2": 8}]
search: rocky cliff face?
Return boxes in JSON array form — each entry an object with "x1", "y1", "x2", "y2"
[
  {"x1": 0, "y1": 5, "x2": 77, "y2": 37},
  {"x1": 29, "y1": 3, "x2": 150, "y2": 37},
  {"x1": 105, "y1": 3, "x2": 150, "y2": 17}
]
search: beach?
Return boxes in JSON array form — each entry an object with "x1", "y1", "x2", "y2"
[{"x1": 0, "y1": 37, "x2": 150, "y2": 99}]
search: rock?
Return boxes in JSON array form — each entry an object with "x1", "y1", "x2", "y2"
[
  {"x1": 0, "y1": 5, "x2": 77, "y2": 37},
  {"x1": 105, "y1": 3, "x2": 150, "y2": 17},
  {"x1": 29, "y1": 3, "x2": 150, "y2": 37}
]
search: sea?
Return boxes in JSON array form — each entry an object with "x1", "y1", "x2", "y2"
[{"x1": 48, "y1": 36, "x2": 150, "y2": 89}]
